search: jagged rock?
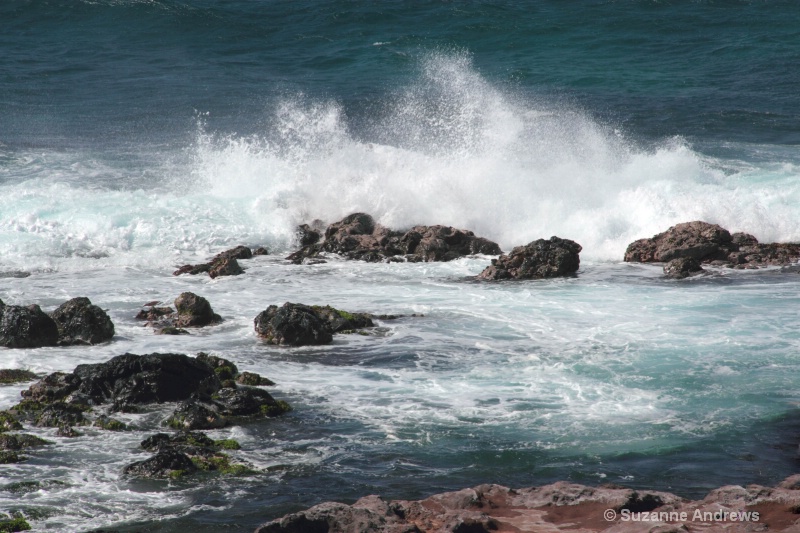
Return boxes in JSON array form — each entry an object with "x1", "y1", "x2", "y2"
[
  {"x1": 173, "y1": 293, "x2": 222, "y2": 328},
  {"x1": 663, "y1": 257, "x2": 705, "y2": 279},
  {"x1": 122, "y1": 449, "x2": 198, "y2": 479},
  {"x1": 479, "y1": 237, "x2": 582, "y2": 280},
  {"x1": 196, "y1": 353, "x2": 238, "y2": 381},
  {"x1": 17, "y1": 353, "x2": 221, "y2": 407},
  {"x1": 287, "y1": 213, "x2": 501, "y2": 264},
  {"x1": 49, "y1": 297, "x2": 115, "y2": 345},
  {"x1": 165, "y1": 386, "x2": 289, "y2": 429},
  {"x1": 0, "y1": 300, "x2": 59, "y2": 348},
  {"x1": 34, "y1": 402, "x2": 90, "y2": 427},
  {"x1": 625, "y1": 221, "x2": 800, "y2": 268},
  {"x1": 254, "y1": 303, "x2": 334, "y2": 346},
  {"x1": 173, "y1": 245, "x2": 259, "y2": 278},
  {"x1": 135, "y1": 305, "x2": 173, "y2": 321},
  {"x1": 296, "y1": 223, "x2": 322, "y2": 246}
]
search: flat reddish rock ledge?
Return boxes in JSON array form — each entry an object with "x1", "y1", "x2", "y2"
[{"x1": 256, "y1": 476, "x2": 800, "y2": 532}]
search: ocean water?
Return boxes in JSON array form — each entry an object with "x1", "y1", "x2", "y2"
[{"x1": 1, "y1": 1, "x2": 800, "y2": 531}]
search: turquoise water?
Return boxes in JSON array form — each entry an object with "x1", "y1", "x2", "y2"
[{"x1": 1, "y1": 1, "x2": 800, "y2": 531}]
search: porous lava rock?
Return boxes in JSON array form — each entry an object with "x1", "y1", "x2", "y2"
[{"x1": 49, "y1": 296, "x2": 115, "y2": 345}]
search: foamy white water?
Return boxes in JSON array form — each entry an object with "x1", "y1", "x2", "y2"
[{"x1": 2, "y1": 55, "x2": 800, "y2": 530}]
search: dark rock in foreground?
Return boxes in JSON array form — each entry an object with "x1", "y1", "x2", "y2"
[
  {"x1": 663, "y1": 257, "x2": 705, "y2": 279},
  {"x1": 257, "y1": 478, "x2": 800, "y2": 533},
  {"x1": 123, "y1": 449, "x2": 198, "y2": 479},
  {"x1": 173, "y1": 245, "x2": 266, "y2": 278},
  {"x1": 50, "y1": 297, "x2": 115, "y2": 345},
  {"x1": 287, "y1": 213, "x2": 501, "y2": 264},
  {"x1": 254, "y1": 302, "x2": 374, "y2": 346},
  {"x1": 624, "y1": 221, "x2": 800, "y2": 268},
  {"x1": 479, "y1": 237, "x2": 582, "y2": 280},
  {"x1": 0, "y1": 300, "x2": 59, "y2": 348}
]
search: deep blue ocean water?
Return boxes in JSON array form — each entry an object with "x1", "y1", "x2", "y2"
[{"x1": 1, "y1": 1, "x2": 800, "y2": 531}]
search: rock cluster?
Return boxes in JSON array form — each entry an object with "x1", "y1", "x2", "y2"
[
  {"x1": 479, "y1": 237, "x2": 582, "y2": 280},
  {"x1": 173, "y1": 245, "x2": 268, "y2": 278},
  {"x1": 0, "y1": 297, "x2": 114, "y2": 348},
  {"x1": 287, "y1": 213, "x2": 501, "y2": 264},
  {"x1": 625, "y1": 221, "x2": 800, "y2": 268},
  {"x1": 258, "y1": 478, "x2": 800, "y2": 533},
  {"x1": 5, "y1": 352, "x2": 286, "y2": 440},
  {"x1": 254, "y1": 302, "x2": 375, "y2": 346}
]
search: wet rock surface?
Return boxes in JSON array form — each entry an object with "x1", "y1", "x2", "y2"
[
  {"x1": 136, "y1": 292, "x2": 222, "y2": 332},
  {"x1": 0, "y1": 300, "x2": 59, "y2": 348},
  {"x1": 254, "y1": 302, "x2": 375, "y2": 346},
  {"x1": 287, "y1": 213, "x2": 501, "y2": 264},
  {"x1": 478, "y1": 236, "x2": 582, "y2": 280},
  {"x1": 49, "y1": 296, "x2": 115, "y2": 345},
  {"x1": 625, "y1": 221, "x2": 800, "y2": 268},
  {"x1": 663, "y1": 257, "x2": 706, "y2": 279}
]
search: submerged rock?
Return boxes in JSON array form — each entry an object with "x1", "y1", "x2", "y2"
[
  {"x1": 0, "y1": 369, "x2": 38, "y2": 385},
  {"x1": 0, "y1": 301, "x2": 59, "y2": 348},
  {"x1": 49, "y1": 297, "x2": 115, "y2": 345},
  {"x1": 122, "y1": 449, "x2": 198, "y2": 479},
  {"x1": 478, "y1": 237, "x2": 582, "y2": 280},
  {"x1": 663, "y1": 257, "x2": 705, "y2": 279},
  {"x1": 287, "y1": 213, "x2": 501, "y2": 264},
  {"x1": 624, "y1": 220, "x2": 800, "y2": 268}
]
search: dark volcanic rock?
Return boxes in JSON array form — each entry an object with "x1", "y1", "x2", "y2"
[
  {"x1": 296, "y1": 223, "x2": 322, "y2": 246},
  {"x1": 254, "y1": 303, "x2": 334, "y2": 346},
  {"x1": 0, "y1": 300, "x2": 59, "y2": 348},
  {"x1": 50, "y1": 297, "x2": 115, "y2": 345},
  {"x1": 663, "y1": 257, "x2": 705, "y2": 279},
  {"x1": 478, "y1": 237, "x2": 582, "y2": 280},
  {"x1": 173, "y1": 293, "x2": 222, "y2": 328},
  {"x1": 624, "y1": 220, "x2": 800, "y2": 268},
  {"x1": 18, "y1": 353, "x2": 221, "y2": 407},
  {"x1": 173, "y1": 245, "x2": 260, "y2": 278},
  {"x1": 287, "y1": 213, "x2": 501, "y2": 264},
  {"x1": 165, "y1": 400, "x2": 228, "y2": 430},
  {"x1": 164, "y1": 386, "x2": 289, "y2": 430},
  {"x1": 122, "y1": 449, "x2": 197, "y2": 479},
  {"x1": 311, "y1": 305, "x2": 374, "y2": 333},
  {"x1": 236, "y1": 371, "x2": 275, "y2": 387}
]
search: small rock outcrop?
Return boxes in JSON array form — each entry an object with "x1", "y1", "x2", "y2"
[
  {"x1": 0, "y1": 300, "x2": 59, "y2": 348},
  {"x1": 124, "y1": 431, "x2": 251, "y2": 479},
  {"x1": 173, "y1": 245, "x2": 267, "y2": 278},
  {"x1": 624, "y1": 221, "x2": 800, "y2": 268},
  {"x1": 135, "y1": 293, "x2": 222, "y2": 331},
  {"x1": 0, "y1": 369, "x2": 38, "y2": 384},
  {"x1": 663, "y1": 257, "x2": 705, "y2": 279},
  {"x1": 478, "y1": 237, "x2": 582, "y2": 280},
  {"x1": 254, "y1": 303, "x2": 375, "y2": 346},
  {"x1": 287, "y1": 213, "x2": 501, "y2": 264},
  {"x1": 49, "y1": 297, "x2": 115, "y2": 345}
]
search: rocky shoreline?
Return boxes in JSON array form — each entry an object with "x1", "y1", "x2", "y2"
[
  {"x1": 2, "y1": 214, "x2": 800, "y2": 531},
  {"x1": 257, "y1": 477, "x2": 800, "y2": 532}
]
